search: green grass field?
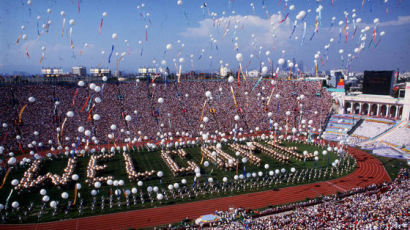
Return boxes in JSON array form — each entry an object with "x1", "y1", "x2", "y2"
[{"x1": 0, "y1": 141, "x2": 355, "y2": 224}]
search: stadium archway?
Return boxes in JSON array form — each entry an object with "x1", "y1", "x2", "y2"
[
  {"x1": 370, "y1": 104, "x2": 377, "y2": 116},
  {"x1": 389, "y1": 106, "x2": 397, "y2": 119},
  {"x1": 342, "y1": 98, "x2": 405, "y2": 120},
  {"x1": 353, "y1": 102, "x2": 361, "y2": 114},
  {"x1": 398, "y1": 106, "x2": 403, "y2": 120},
  {"x1": 362, "y1": 103, "x2": 369, "y2": 115},
  {"x1": 379, "y1": 105, "x2": 387, "y2": 117},
  {"x1": 344, "y1": 102, "x2": 352, "y2": 114}
]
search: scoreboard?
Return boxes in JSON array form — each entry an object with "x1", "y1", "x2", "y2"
[{"x1": 362, "y1": 71, "x2": 395, "y2": 95}]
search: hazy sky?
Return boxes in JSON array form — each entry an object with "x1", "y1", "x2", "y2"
[{"x1": 1, "y1": 0, "x2": 410, "y2": 74}]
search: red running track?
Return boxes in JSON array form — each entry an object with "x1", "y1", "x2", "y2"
[{"x1": 0, "y1": 146, "x2": 391, "y2": 230}]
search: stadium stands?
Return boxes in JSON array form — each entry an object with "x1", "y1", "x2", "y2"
[
  {"x1": 0, "y1": 80, "x2": 332, "y2": 154},
  {"x1": 322, "y1": 114, "x2": 360, "y2": 142}
]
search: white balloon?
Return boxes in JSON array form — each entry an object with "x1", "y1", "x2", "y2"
[
  {"x1": 228, "y1": 76, "x2": 235, "y2": 83},
  {"x1": 235, "y1": 53, "x2": 243, "y2": 62},
  {"x1": 131, "y1": 187, "x2": 138, "y2": 194},
  {"x1": 72, "y1": 174, "x2": 79, "y2": 181},
  {"x1": 125, "y1": 115, "x2": 132, "y2": 121},
  {"x1": 69, "y1": 19, "x2": 75, "y2": 25},
  {"x1": 158, "y1": 98, "x2": 164, "y2": 104},
  {"x1": 177, "y1": 0, "x2": 183, "y2": 6},
  {"x1": 84, "y1": 130, "x2": 91, "y2": 136},
  {"x1": 288, "y1": 62, "x2": 294, "y2": 68},
  {"x1": 94, "y1": 181, "x2": 101, "y2": 188},
  {"x1": 166, "y1": 43, "x2": 172, "y2": 50},
  {"x1": 42, "y1": 195, "x2": 50, "y2": 202},
  {"x1": 40, "y1": 189, "x2": 47, "y2": 196},
  {"x1": 11, "y1": 179, "x2": 19, "y2": 186},
  {"x1": 7, "y1": 157, "x2": 16, "y2": 165},
  {"x1": 278, "y1": 58, "x2": 285, "y2": 65},
  {"x1": 261, "y1": 66, "x2": 268, "y2": 75},
  {"x1": 11, "y1": 201, "x2": 19, "y2": 208},
  {"x1": 296, "y1": 11, "x2": 306, "y2": 20},
  {"x1": 289, "y1": 5, "x2": 295, "y2": 11},
  {"x1": 147, "y1": 186, "x2": 153, "y2": 192},
  {"x1": 66, "y1": 111, "x2": 74, "y2": 118},
  {"x1": 102, "y1": 12, "x2": 107, "y2": 17},
  {"x1": 93, "y1": 114, "x2": 101, "y2": 121},
  {"x1": 203, "y1": 116, "x2": 209, "y2": 123},
  {"x1": 50, "y1": 201, "x2": 57, "y2": 208},
  {"x1": 112, "y1": 33, "x2": 118, "y2": 39},
  {"x1": 28, "y1": 96, "x2": 36, "y2": 103},
  {"x1": 61, "y1": 192, "x2": 69, "y2": 199}
]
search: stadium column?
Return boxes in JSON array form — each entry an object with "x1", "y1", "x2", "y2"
[
  {"x1": 376, "y1": 104, "x2": 381, "y2": 117},
  {"x1": 395, "y1": 106, "x2": 400, "y2": 119},
  {"x1": 359, "y1": 103, "x2": 363, "y2": 115},
  {"x1": 367, "y1": 104, "x2": 372, "y2": 116},
  {"x1": 386, "y1": 105, "x2": 391, "y2": 118}
]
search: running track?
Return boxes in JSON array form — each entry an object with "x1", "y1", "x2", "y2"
[{"x1": 0, "y1": 146, "x2": 391, "y2": 230}]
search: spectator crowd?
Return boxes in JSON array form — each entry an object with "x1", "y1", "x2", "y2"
[{"x1": 0, "y1": 80, "x2": 331, "y2": 159}]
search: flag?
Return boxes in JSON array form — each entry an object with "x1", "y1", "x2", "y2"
[
  {"x1": 73, "y1": 186, "x2": 78, "y2": 205},
  {"x1": 192, "y1": 176, "x2": 197, "y2": 188}
]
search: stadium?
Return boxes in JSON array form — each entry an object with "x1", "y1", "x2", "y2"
[{"x1": 0, "y1": 0, "x2": 409, "y2": 229}]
